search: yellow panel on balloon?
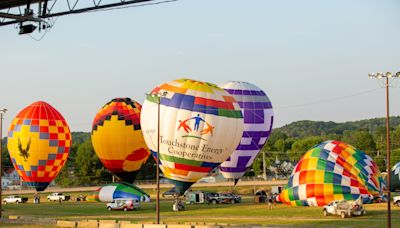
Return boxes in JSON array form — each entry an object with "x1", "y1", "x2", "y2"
[{"x1": 91, "y1": 98, "x2": 150, "y2": 183}]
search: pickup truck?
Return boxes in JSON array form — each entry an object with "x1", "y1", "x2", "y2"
[
  {"x1": 3, "y1": 195, "x2": 28, "y2": 204},
  {"x1": 47, "y1": 193, "x2": 71, "y2": 202},
  {"x1": 323, "y1": 198, "x2": 365, "y2": 218},
  {"x1": 208, "y1": 193, "x2": 241, "y2": 204}
]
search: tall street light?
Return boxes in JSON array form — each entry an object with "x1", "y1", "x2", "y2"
[
  {"x1": 369, "y1": 71, "x2": 400, "y2": 228},
  {"x1": 147, "y1": 91, "x2": 167, "y2": 224},
  {"x1": 0, "y1": 108, "x2": 7, "y2": 218}
]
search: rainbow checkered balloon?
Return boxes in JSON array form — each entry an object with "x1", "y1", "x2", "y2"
[
  {"x1": 7, "y1": 101, "x2": 71, "y2": 191},
  {"x1": 141, "y1": 78, "x2": 244, "y2": 195},
  {"x1": 278, "y1": 140, "x2": 385, "y2": 206},
  {"x1": 219, "y1": 81, "x2": 274, "y2": 182},
  {"x1": 91, "y1": 98, "x2": 150, "y2": 183}
]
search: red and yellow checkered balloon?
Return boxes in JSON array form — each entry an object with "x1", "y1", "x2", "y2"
[{"x1": 7, "y1": 101, "x2": 71, "y2": 191}]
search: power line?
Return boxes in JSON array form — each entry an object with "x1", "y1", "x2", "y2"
[{"x1": 275, "y1": 88, "x2": 381, "y2": 110}]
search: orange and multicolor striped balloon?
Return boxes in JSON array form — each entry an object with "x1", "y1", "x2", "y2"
[
  {"x1": 7, "y1": 101, "x2": 71, "y2": 191},
  {"x1": 91, "y1": 98, "x2": 150, "y2": 183}
]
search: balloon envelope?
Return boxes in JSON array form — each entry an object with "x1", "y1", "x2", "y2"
[
  {"x1": 7, "y1": 101, "x2": 71, "y2": 191},
  {"x1": 141, "y1": 78, "x2": 244, "y2": 195},
  {"x1": 91, "y1": 98, "x2": 150, "y2": 183},
  {"x1": 278, "y1": 140, "x2": 385, "y2": 206},
  {"x1": 390, "y1": 162, "x2": 400, "y2": 192},
  {"x1": 86, "y1": 182, "x2": 150, "y2": 202},
  {"x1": 219, "y1": 81, "x2": 274, "y2": 181}
]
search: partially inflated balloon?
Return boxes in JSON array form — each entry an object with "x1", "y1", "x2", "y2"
[
  {"x1": 86, "y1": 182, "x2": 150, "y2": 202},
  {"x1": 219, "y1": 81, "x2": 273, "y2": 182},
  {"x1": 141, "y1": 78, "x2": 244, "y2": 195},
  {"x1": 278, "y1": 140, "x2": 385, "y2": 206},
  {"x1": 91, "y1": 98, "x2": 150, "y2": 183},
  {"x1": 390, "y1": 162, "x2": 400, "y2": 192},
  {"x1": 7, "y1": 101, "x2": 71, "y2": 191}
]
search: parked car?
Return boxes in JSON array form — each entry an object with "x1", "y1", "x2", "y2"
[
  {"x1": 323, "y1": 198, "x2": 365, "y2": 218},
  {"x1": 47, "y1": 193, "x2": 71, "y2": 202},
  {"x1": 393, "y1": 196, "x2": 400, "y2": 207},
  {"x1": 208, "y1": 193, "x2": 241, "y2": 204},
  {"x1": 3, "y1": 195, "x2": 28, "y2": 204},
  {"x1": 106, "y1": 198, "x2": 140, "y2": 211},
  {"x1": 162, "y1": 187, "x2": 178, "y2": 198}
]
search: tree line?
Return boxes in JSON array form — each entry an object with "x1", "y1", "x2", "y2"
[
  {"x1": 2, "y1": 116, "x2": 400, "y2": 186},
  {"x1": 250, "y1": 116, "x2": 400, "y2": 177}
]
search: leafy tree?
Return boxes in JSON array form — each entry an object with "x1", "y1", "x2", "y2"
[
  {"x1": 342, "y1": 130, "x2": 376, "y2": 156},
  {"x1": 251, "y1": 153, "x2": 263, "y2": 177},
  {"x1": 390, "y1": 148, "x2": 400, "y2": 171},
  {"x1": 289, "y1": 136, "x2": 325, "y2": 162},
  {"x1": 374, "y1": 155, "x2": 386, "y2": 173},
  {"x1": 135, "y1": 156, "x2": 156, "y2": 180},
  {"x1": 74, "y1": 138, "x2": 111, "y2": 185}
]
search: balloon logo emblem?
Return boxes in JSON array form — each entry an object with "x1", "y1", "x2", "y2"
[
  {"x1": 18, "y1": 137, "x2": 31, "y2": 161},
  {"x1": 178, "y1": 114, "x2": 215, "y2": 140}
]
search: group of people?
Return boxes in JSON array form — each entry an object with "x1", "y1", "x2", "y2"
[{"x1": 172, "y1": 198, "x2": 185, "y2": 211}]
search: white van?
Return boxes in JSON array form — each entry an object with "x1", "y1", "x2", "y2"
[{"x1": 106, "y1": 198, "x2": 140, "y2": 211}]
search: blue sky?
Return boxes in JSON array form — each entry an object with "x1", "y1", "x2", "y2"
[{"x1": 1, "y1": 0, "x2": 400, "y2": 132}]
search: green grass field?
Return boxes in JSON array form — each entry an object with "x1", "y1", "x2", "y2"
[
  {"x1": 2, "y1": 186, "x2": 400, "y2": 227},
  {"x1": 2, "y1": 196, "x2": 400, "y2": 227}
]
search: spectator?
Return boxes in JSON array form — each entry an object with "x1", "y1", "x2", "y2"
[{"x1": 267, "y1": 195, "x2": 273, "y2": 210}]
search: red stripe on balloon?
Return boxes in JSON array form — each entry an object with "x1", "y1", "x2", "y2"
[{"x1": 174, "y1": 163, "x2": 212, "y2": 173}]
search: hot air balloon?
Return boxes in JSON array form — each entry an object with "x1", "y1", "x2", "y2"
[
  {"x1": 141, "y1": 78, "x2": 244, "y2": 195},
  {"x1": 390, "y1": 162, "x2": 400, "y2": 192},
  {"x1": 278, "y1": 140, "x2": 385, "y2": 206},
  {"x1": 7, "y1": 101, "x2": 71, "y2": 191},
  {"x1": 219, "y1": 81, "x2": 274, "y2": 184},
  {"x1": 86, "y1": 182, "x2": 150, "y2": 202},
  {"x1": 91, "y1": 98, "x2": 150, "y2": 183}
]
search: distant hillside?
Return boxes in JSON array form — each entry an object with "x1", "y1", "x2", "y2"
[{"x1": 274, "y1": 116, "x2": 400, "y2": 138}]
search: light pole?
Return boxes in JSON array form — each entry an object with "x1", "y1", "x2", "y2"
[
  {"x1": 147, "y1": 91, "x2": 167, "y2": 224},
  {"x1": 369, "y1": 71, "x2": 400, "y2": 228},
  {"x1": 0, "y1": 108, "x2": 7, "y2": 218},
  {"x1": 262, "y1": 150, "x2": 266, "y2": 181}
]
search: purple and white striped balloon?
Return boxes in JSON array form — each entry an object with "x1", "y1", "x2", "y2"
[{"x1": 219, "y1": 81, "x2": 274, "y2": 181}]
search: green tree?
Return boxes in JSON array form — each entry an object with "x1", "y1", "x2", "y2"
[
  {"x1": 390, "y1": 148, "x2": 400, "y2": 171},
  {"x1": 342, "y1": 130, "x2": 376, "y2": 156},
  {"x1": 74, "y1": 138, "x2": 111, "y2": 185},
  {"x1": 374, "y1": 154, "x2": 386, "y2": 172},
  {"x1": 289, "y1": 136, "x2": 325, "y2": 162},
  {"x1": 251, "y1": 154, "x2": 263, "y2": 177},
  {"x1": 274, "y1": 139, "x2": 286, "y2": 152}
]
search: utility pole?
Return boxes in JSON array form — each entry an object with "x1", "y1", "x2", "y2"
[
  {"x1": 262, "y1": 150, "x2": 266, "y2": 180},
  {"x1": 147, "y1": 91, "x2": 167, "y2": 224},
  {"x1": 369, "y1": 71, "x2": 400, "y2": 228},
  {"x1": 0, "y1": 108, "x2": 8, "y2": 218}
]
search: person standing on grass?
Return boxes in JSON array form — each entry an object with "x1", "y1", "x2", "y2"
[{"x1": 267, "y1": 195, "x2": 273, "y2": 210}]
